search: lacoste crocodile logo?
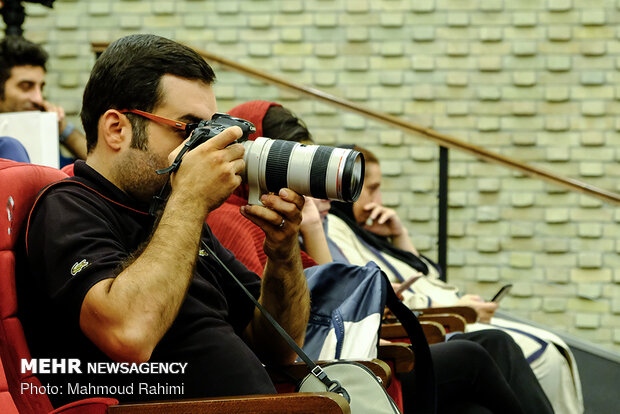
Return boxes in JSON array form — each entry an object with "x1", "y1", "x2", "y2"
[{"x1": 71, "y1": 259, "x2": 90, "y2": 276}]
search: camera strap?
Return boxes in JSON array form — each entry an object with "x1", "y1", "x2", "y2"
[
  {"x1": 149, "y1": 182, "x2": 169, "y2": 216},
  {"x1": 150, "y1": 131, "x2": 209, "y2": 215},
  {"x1": 199, "y1": 240, "x2": 350, "y2": 401},
  {"x1": 156, "y1": 132, "x2": 204, "y2": 175}
]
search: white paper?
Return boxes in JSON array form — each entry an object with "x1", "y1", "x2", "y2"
[{"x1": 0, "y1": 111, "x2": 59, "y2": 168}]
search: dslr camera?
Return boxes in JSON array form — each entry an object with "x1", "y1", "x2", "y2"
[
  {"x1": 168, "y1": 113, "x2": 365, "y2": 204},
  {"x1": 185, "y1": 113, "x2": 256, "y2": 150}
]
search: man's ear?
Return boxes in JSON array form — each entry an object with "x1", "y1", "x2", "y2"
[{"x1": 98, "y1": 109, "x2": 133, "y2": 151}]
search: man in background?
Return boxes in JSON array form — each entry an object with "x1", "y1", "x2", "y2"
[{"x1": 0, "y1": 35, "x2": 86, "y2": 162}]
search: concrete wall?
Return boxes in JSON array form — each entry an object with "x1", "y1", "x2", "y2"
[{"x1": 9, "y1": 0, "x2": 620, "y2": 352}]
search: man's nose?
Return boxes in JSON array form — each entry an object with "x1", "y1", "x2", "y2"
[
  {"x1": 373, "y1": 191, "x2": 382, "y2": 203},
  {"x1": 29, "y1": 87, "x2": 44, "y2": 106}
]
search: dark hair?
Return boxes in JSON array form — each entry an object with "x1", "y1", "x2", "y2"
[
  {"x1": 80, "y1": 34, "x2": 216, "y2": 152},
  {"x1": 262, "y1": 105, "x2": 313, "y2": 143},
  {"x1": 0, "y1": 36, "x2": 48, "y2": 99}
]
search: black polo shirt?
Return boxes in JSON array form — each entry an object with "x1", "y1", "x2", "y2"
[{"x1": 17, "y1": 161, "x2": 275, "y2": 406}]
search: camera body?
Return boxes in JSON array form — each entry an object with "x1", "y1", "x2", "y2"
[{"x1": 187, "y1": 113, "x2": 256, "y2": 151}]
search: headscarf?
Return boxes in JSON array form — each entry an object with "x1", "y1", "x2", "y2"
[
  {"x1": 227, "y1": 100, "x2": 282, "y2": 200},
  {"x1": 228, "y1": 100, "x2": 282, "y2": 141}
]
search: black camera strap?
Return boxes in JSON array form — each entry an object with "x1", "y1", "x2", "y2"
[
  {"x1": 156, "y1": 130, "x2": 203, "y2": 176},
  {"x1": 199, "y1": 240, "x2": 350, "y2": 402},
  {"x1": 150, "y1": 127, "x2": 206, "y2": 215},
  {"x1": 149, "y1": 182, "x2": 169, "y2": 217}
]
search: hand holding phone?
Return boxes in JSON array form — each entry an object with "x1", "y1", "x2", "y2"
[{"x1": 490, "y1": 284, "x2": 513, "y2": 303}]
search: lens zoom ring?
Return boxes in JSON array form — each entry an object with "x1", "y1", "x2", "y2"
[
  {"x1": 309, "y1": 146, "x2": 333, "y2": 200},
  {"x1": 265, "y1": 140, "x2": 296, "y2": 193}
]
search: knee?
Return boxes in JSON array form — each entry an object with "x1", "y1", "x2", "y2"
[
  {"x1": 480, "y1": 328, "x2": 513, "y2": 342},
  {"x1": 469, "y1": 329, "x2": 521, "y2": 354},
  {"x1": 454, "y1": 340, "x2": 496, "y2": 367}
]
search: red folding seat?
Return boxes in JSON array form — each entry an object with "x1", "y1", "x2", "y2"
[
  {"x1": 60, "y1": 163, "x2": 74, "y2": 177},
  {"x1": 0, "y1": 159, "x2": 117, "y2": 413},
  {"x1": 0, "y1": 355, "x2": 19, "y2": 414}
]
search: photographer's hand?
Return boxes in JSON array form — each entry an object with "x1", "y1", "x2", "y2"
[
  {"x1": 240, "y1": 189, "x2": 310, "y2": 364},
  {"x1": 240, "y1": 188, "x2": 304, "y2": 261},
  {"x1": 168, "y1": 126, "x2": 245, "y2": 216}
]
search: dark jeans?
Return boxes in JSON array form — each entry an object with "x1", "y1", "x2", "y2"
[{"x1": 400, "y1": 330, "x2": 553, "y2": 414}]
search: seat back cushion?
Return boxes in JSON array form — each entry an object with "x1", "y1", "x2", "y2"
[
  {"x1": 0, "y1": 355, "x2": 19, "y2": 414},
  {"x1": 0, "y1": 159, "x2": 67, "y2": 413}
]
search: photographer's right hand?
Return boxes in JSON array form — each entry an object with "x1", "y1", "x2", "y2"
[{"x1": 167, "y1": 126, "x2": 245, "y2": 214}]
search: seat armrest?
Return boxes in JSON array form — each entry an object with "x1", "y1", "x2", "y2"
[
  {"x1": 413, "y1": 306, "x2": 477, "y2": 323},
  {"x1": 377, "y1": 343, "x2": 414, "y2": 374},
  {"x1": 418, "y1": 313, "x2": 466, "y2": 333},
  {"x1": 48, "y1": 397, "x2": 119, "y2": 413},
  {"x1": 106, "y1": 392, "x2": 350, "y2": 414},
  {"x1": 420, "y1": 321, "x2": 446, "y2": 344},
  {"x1": 381, "y1": 321, "x2": 446, "y2": 344}
]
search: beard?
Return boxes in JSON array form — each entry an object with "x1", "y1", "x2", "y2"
[{"x1": 111, "y1": 146, "x2": 169, "y2": 204}]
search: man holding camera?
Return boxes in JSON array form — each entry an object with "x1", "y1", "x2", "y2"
[{"x1": 18, "y1": 34, "x2": 309, "y2": 406}]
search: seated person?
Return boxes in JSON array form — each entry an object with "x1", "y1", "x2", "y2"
[
  {"x1": 208, "y1": 100, "x2": 554, "y2": 414},
  {"x1": 0, "y1": 136, "x2": 29, "y2": 162},
  {"x1": 0, "y1": 35, "x2": 87, "y2": 165},
  {"x1": 17, "y1": 35, "x2": 309, "y2": 406},
  {"x1": 327, "y1": 145, "x2": 583, "y2": 414}
]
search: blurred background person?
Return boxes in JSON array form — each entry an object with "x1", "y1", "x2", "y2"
[{"x1": 0, "y1": 35, "x2": 86, "y2": 164}]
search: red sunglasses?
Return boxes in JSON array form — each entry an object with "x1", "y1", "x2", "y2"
[{"x1": 119, "y1": 109, "x2": 199, "y2": 137}]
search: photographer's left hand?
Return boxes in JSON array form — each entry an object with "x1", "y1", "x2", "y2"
[
  {"x1": 242, "y1": 188, "x2": 309, "y2": 365},
  {"x1": 240, "y1": 188, "x2": 305, "y2": 262}
]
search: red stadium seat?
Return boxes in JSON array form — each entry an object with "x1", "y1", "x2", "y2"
[
  {"x1": 0, "y1": 159, "x2": 118, "y2": 413},
  {"x1": 0, "y1": 355, "x2": 18, "y2": 414},
  {"x1": 60, "y1": 163, "x2": 75, "y2": 177}
]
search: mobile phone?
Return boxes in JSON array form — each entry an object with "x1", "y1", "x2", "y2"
[
  {"x1": 491, "y1": 284, "x2": 513, "y2": 303},
  {"x1": 395, "y1": 274, "x2": 423, "y2": 296}
]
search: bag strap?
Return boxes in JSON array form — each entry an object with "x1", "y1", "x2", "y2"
[
  {"x1": 201, "y1": 241, "x2": 351, "y2": 402},
  {"x1": 383, "y1": 275, "x2": 436, "y2": 414}
]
